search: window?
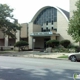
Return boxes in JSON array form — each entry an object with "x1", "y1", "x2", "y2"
[
  {"x1": 34, "y1": 7, "x2": 57, "y2": 26},
  {"x1": 54, "y1": 8, "x2": 57, "y2": 16},
  {"x1": 46, "y1": 27, "x2": 48, "y2": 30},
  {"x1": 54, "y1": 28, "x2": 57, "y2": 31},
  {"x1": 52, "y1": 27, "x2": 54, "y2": 30},
  {"x1": 46, "y1": 21, "x2": 48, "y2": 25},
  {"x1": 49, "y1": 18, "x2": 51, "y2": 22},
  {"x1": 52, "y1": 21, "x2": 53, "y2": 25},
  {"x1": 41, "y1": 28, "x2": 43, "y2": 32},
  {"x1": 54, "y1": 17, "x2": 57, "y2": 22},
  {"x1": 48, "y1": 29, "x2": 50, "y2": 31},
  {"x1": 43, "y1": 29, "x2": 46, "y2": 32},
  {"x1": 51, "y1": 15, "x2": 53, "y2": 19}
]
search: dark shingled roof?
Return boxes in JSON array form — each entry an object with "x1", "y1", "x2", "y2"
[{"x1": 58, "y1": 7, "x2": 69, "y2": 19}]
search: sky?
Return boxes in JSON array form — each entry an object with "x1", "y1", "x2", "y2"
[{"x1": 0, "y1": 0, "x2": 70, "y2": 23}]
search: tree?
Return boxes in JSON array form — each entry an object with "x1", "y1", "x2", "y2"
[
  {"x1": 14, "y1": 41, "x2": 29, "y2": 51},
  {"x1": 0, "y1": 4, "x2": 21, "y2": 38},
  {"x1": 67, "y1": 0, "x2": 80, "y2": 46}
]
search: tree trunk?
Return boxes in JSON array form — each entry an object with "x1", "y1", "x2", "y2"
[{"x1": 18, "y1": 47, "x2": 20, "y2": 52}]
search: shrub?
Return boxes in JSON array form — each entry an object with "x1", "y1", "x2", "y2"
[
  {"x1": 60, "y1": 40, "x2": 71, "y2": 48},
  {"x1": 75, "y1": 46, "x2": 80, "y2": 52},
  {"x1": 46, "y1": 40, "x2": 52, "y2": 47},
  {"x1": 68, "y1": 44, "x2": 74, "y2": 48},
  {"x1": 14, "y1": 41, "x2": 28, "y2": 51},
  {"x1": 46, "y1": 40, "x2": 60, "y2": 48},
  {"x1": 59, "y1": 48, "x2": 69, "y2": 52},
  {"x1": 68, "y1": 44, "x2": 78, "y2": 49}
]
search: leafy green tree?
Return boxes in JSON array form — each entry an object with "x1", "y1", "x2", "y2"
[
  {"x1": 14, "y1": 41, "x2": 28, "y2": 51},
  {"x1": 0, "y1": 4, "x2": 21, "y2": 38},
  {"x1": 67, "y1": 0, "x2": 80, "y2": 45}
]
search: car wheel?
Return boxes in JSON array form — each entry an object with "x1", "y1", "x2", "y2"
[{"x1": 70, "y1": 55, "x2": 77, "y2": 62}]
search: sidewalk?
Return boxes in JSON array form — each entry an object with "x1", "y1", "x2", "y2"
[
  {"x1": 19, "y1": 51, "x2": 69, "y2": 60},
  {"x1": 0, "y1": 51, "x2": 69, "y2": 60}
]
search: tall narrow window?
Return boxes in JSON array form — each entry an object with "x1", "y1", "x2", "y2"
[
  {"x1": 46, "y1": 27, "x2": 48, "y2": 30},
  {"x1": 41, "y1": 28, "x2": 43, "y2": 32},
  {"x1": 52, "y1": 27, "x2": 54, "y2": 30},
  {"x1": 52, "y1": 21, "x2": 53, "y2": 25},
  {"x1": 54, "y1": 17, "x2": 57, "y2": 22},
  {"x1": 46, "y1": 21, "x2": 48, "y2": 25}
]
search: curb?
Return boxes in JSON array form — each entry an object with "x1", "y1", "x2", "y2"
[{"x1": 21, "y1": 56, "x2": 68, "y2": 61}]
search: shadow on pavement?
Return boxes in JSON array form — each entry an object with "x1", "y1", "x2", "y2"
[{"x1": 0, "y1": 68, "x2": 79, "y2": 80}]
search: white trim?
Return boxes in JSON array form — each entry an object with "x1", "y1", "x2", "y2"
[{"x1": 31, "y1": 6, "x2": 69, "y2": 22}]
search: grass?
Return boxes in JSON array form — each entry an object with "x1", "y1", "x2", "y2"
[
  {"x1": 58, "y1": 55, "x2": 68, "y2": 58},
  {"x1": 0, "y1": 51, "x2": 10, "y2": 54},
  {"x1": 0, "y1": 50, "x2": 15, "y2": 54}
]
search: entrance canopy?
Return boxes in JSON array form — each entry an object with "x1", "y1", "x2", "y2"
[{"x1": 30, "y1": 32, "x2": 59, "y2": 37}]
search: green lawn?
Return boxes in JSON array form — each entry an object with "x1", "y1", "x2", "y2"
[
  {"x1": 58, "y1": 55, "x2": 68, "y2": 58},
  {"x1": 0, "y1": 52, "x2": 9, "y2": 54}
]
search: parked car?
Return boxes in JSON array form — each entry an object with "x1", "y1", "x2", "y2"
[{"x1": 68, "y1": 52, "x2": 80, "y2": 62}]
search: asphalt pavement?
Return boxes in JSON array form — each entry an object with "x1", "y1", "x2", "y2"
[{"x1": 0, "y1": 56, "x2": 80, "y2": 80}]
